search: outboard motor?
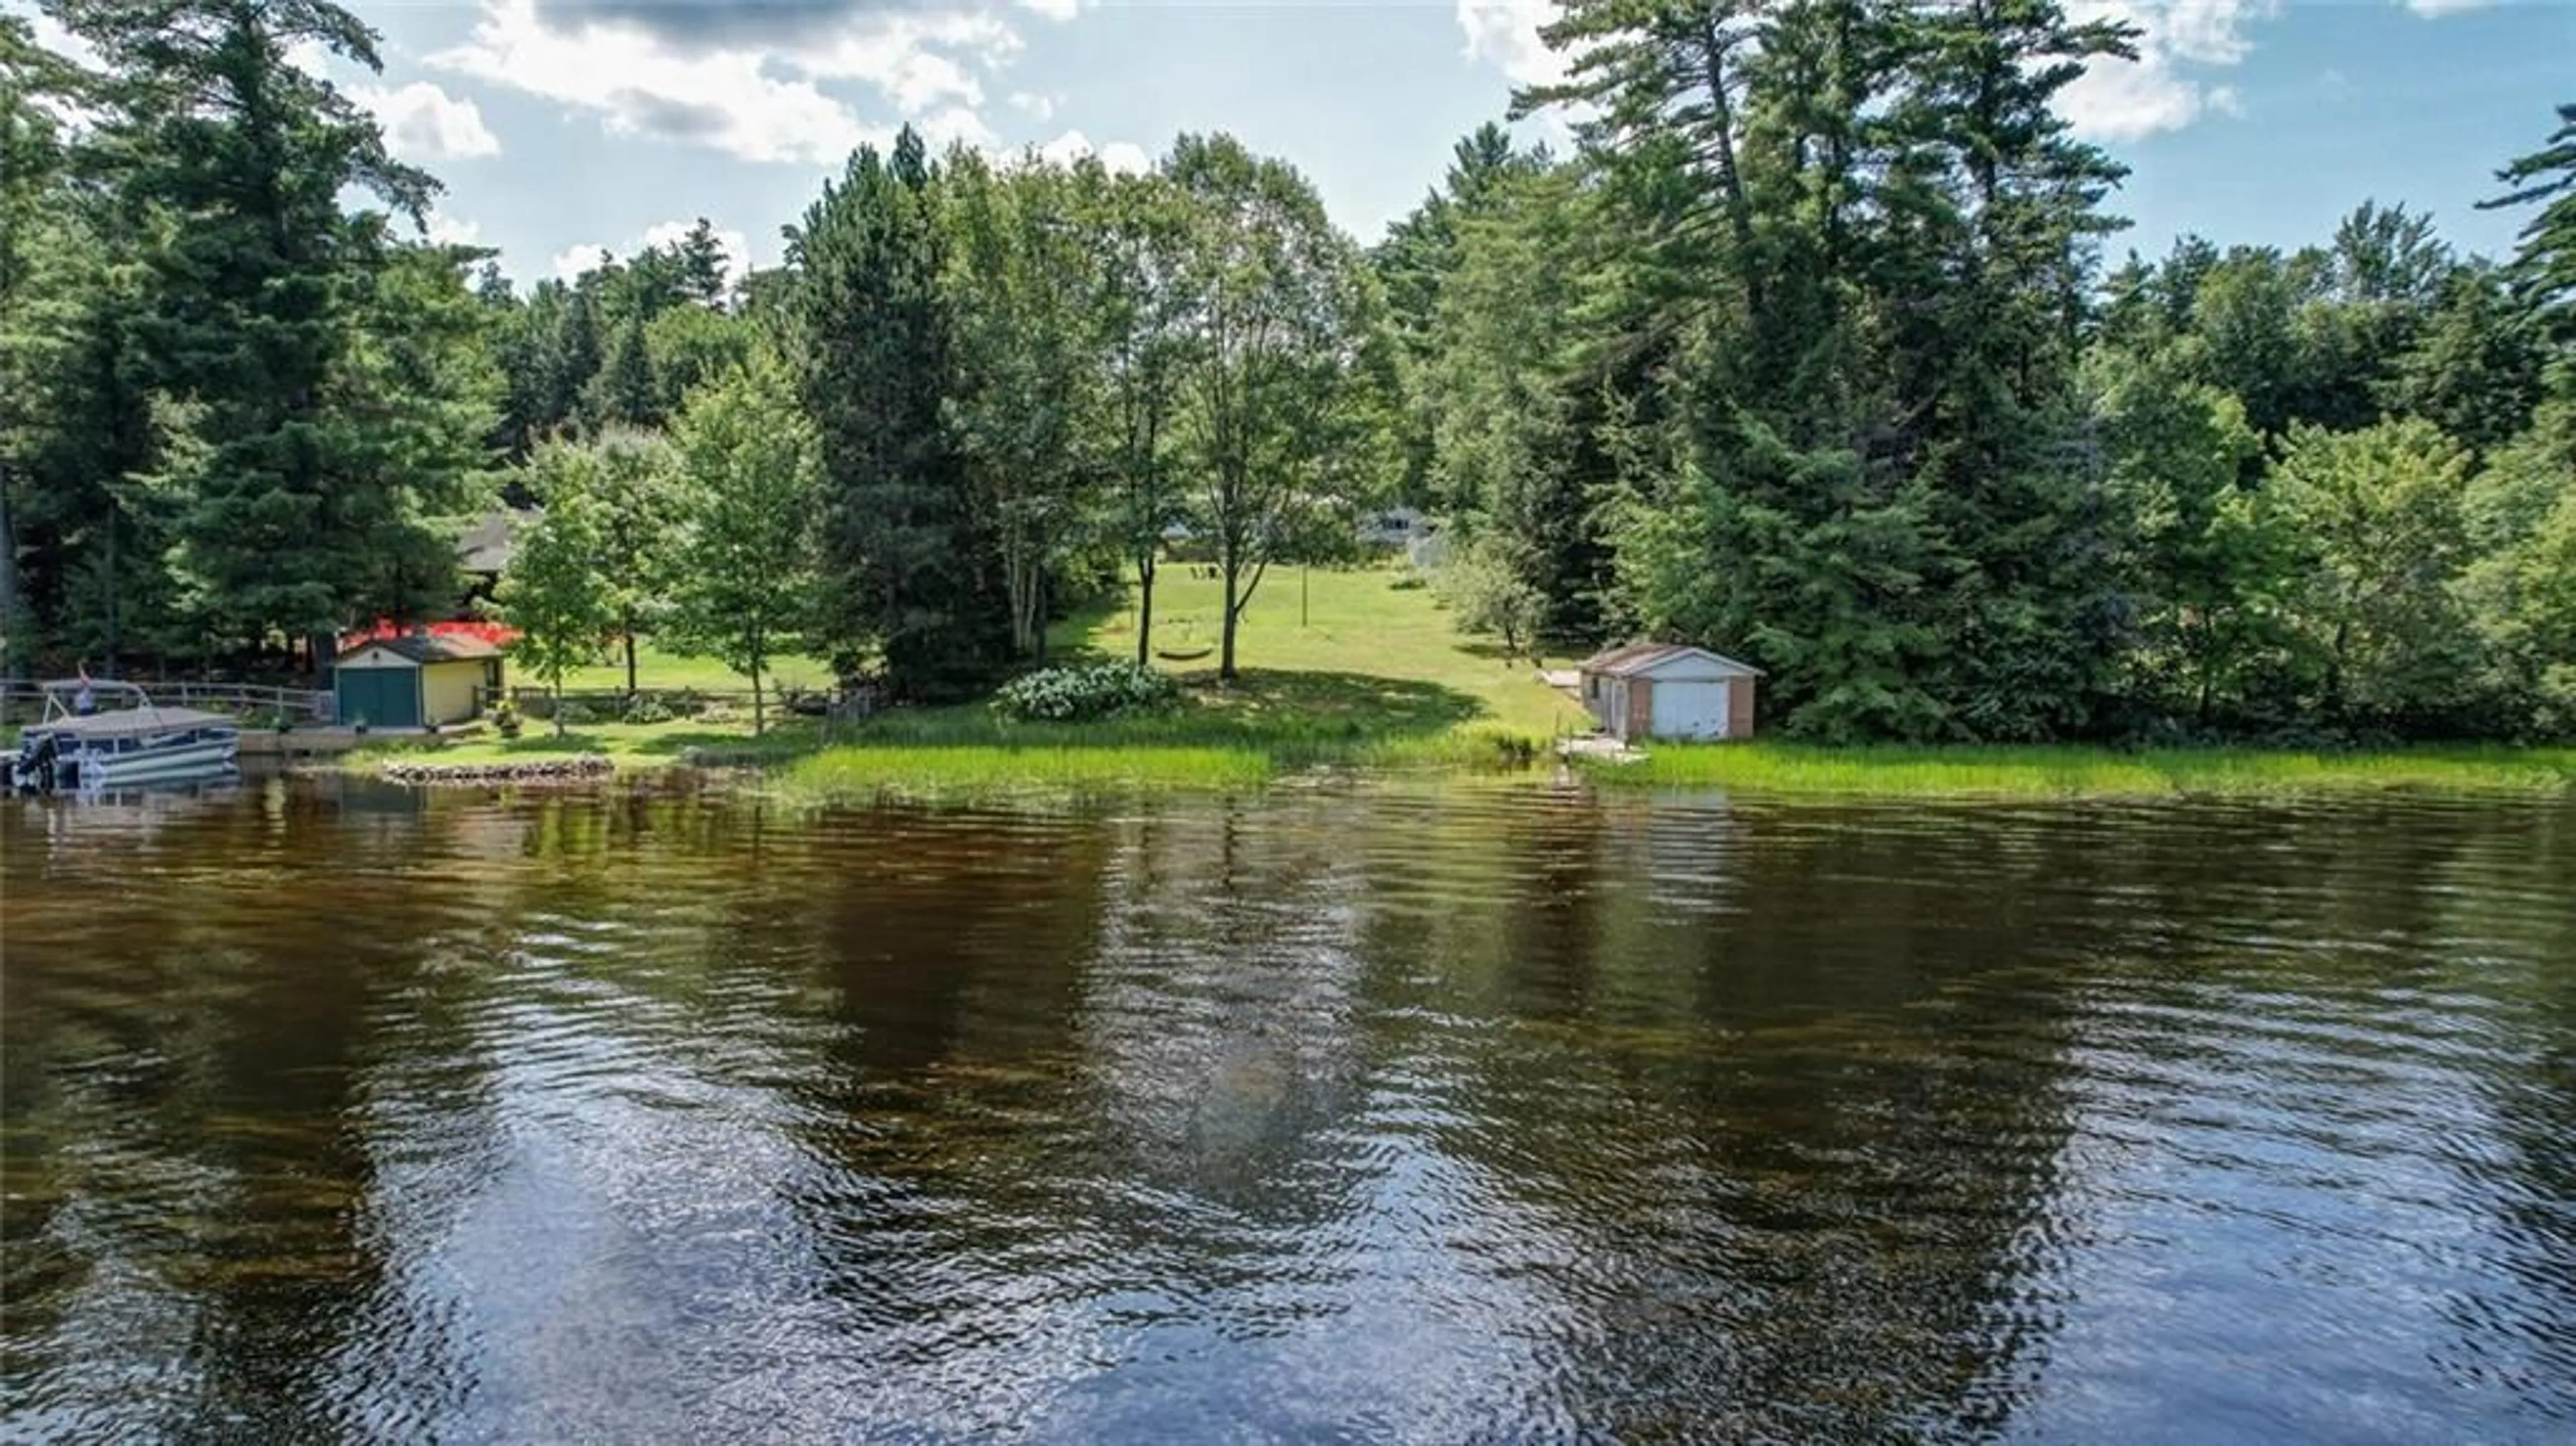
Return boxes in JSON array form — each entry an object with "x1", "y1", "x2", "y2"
[{"x1": 16, "y1": 731, "x2": 60, "y2": 791}]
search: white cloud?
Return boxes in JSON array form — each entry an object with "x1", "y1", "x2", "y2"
[
  {"x1": 641, "y1": 219, "x2": 751, "y2": 288},
  {"x1": 2401, "y1": 0, "x2": 2492, "y2": 15},
  {"x1": 796, "y1": 11, "x2": 1020, "y2": 100},
  {"x1": 552, "y1": 243, "x2": 610, "y2": 282},
  {"x1": 1035, "y1": 130, "x2": 1150, "y2": 176},
  {"x1": 423, "y1": 210, "x2": 484, "y2": 247},
  {"x1": 1019, "y1": 0, "x2": 1083, "y2": 20},
  {"x1": 2057, "y1": 1, "x2": 2277, "y2": 142},
  {"x1": 1010, "y1": 91, "x2": 1059, "y2": 121},
  {"x1": 430, "y1": 1, "x2": 1049, "y2": 167},
  {"x1": 355, "y1": 81, "x2": 502, "y2": 160},
  {"x1": 433, "y1": 1, "x2": 880, "y2": 165},
  {"x1": 1454, "y1": 1, "x2": 1566, "y2": 91}
]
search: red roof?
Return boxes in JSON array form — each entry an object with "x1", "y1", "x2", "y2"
[{"x1": 340, "y1": 618, "x2": 518, "y2": 652}]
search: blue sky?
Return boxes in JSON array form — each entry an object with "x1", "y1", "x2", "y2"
[{"x1": 21, "y1": 1, "x2": 2573, "y2": 287}]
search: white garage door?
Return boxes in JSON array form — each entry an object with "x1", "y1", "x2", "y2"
[{"x1": 1650, "y1": 679, "x2": 1729, "y2": 739}]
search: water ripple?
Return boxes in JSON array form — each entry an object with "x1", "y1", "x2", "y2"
[{"x1": 3, "y1": 783, "x2": 2571, "y2": 1442}]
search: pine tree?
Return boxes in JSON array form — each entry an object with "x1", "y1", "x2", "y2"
[
  {"x1": 585, "y1": 309, "x2": 659, "y2": 429},
  {"x1": 550, "y1": 282, "x2": 604, "y2": 427},
  {"x1": 673, "y1": 217, "x2": 731, "y2": 307},
  {"x1": 48, "y1": 0, "x2": 480, "y2": 670},
  {"x1": 788, "y1": 126, "x2": 1003, "y2": 698},
  {"x1": 2479, "y1": 101, "x2": 2576, "y2": 337}
]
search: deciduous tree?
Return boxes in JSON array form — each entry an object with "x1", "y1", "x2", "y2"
[{"x1": 667, "y1": 353, "x2": 821, "y2": 735}]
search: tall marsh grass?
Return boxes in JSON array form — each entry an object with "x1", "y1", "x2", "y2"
[
  {"x1": 1593, "y1": 743, "x2": 2576, "y2": 798},
  {"x1": 777, "y1": 744, "x2": 1272, "y2": 805}
]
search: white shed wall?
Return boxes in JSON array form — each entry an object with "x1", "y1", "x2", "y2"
[{"x1": 1649, "y1": 678, "x2": 1731, "y2": 740}]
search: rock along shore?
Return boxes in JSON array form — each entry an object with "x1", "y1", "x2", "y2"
[{"x1": 376, "y1": 755, "x2": 616, "y2": 785}]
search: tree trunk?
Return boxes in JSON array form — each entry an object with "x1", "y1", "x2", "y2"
[
  {"x1": 1699, "y1": 25, "x2": 1764, "y2": 333},
  {"x1": 623, "y1": 623, "x2": 637, "y2": 695},
  {"x1": 0, "y1": 468, "x2": 22, "y2": 678},
  {"x1": 553, "y1": 675, "x2": 566, "y2": 737},
  {"x1": 751, "y1": 664, "x2": 765, "y2": 737},
  {"x1": 104, "y1": 507, "x2": 121, "y2": 670},
  {"x1": 1134, "y1": 553, "x2": 1156, "y2": 667},
  {"x1": 1219, "y1": 552, "x2": 1240, "y2": 682}
]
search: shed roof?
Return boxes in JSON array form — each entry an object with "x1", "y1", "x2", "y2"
[
  {"x1": 1576, "y1": 642, "x2": 1764, "y2": 678},
  {"x1": 339, "y1": 633, "x2": 502, "y2": 665}
]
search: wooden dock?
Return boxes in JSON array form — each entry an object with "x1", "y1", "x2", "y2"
[{"x1": 239, "y1": 729, "x2": 377, "y2": 759}]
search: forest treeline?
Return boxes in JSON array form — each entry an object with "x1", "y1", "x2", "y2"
[{"x1": 2, "y1": 1, "x2": 2571, "y2": 742}]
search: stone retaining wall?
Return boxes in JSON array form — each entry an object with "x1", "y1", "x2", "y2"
[{"x1": 378, "y1": 756, "x2": 614, "y2": 785}]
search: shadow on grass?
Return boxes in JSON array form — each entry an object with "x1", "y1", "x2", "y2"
[
  {"x1": 834, "y1": 669, "x2": 1498, "y2": 765},
  {"x1": 1451, "y1": 641, "x2": 1554, "y2": 667},
  {"x1": 1172, "y1": 669, "x2": 1486, "y2": 735},
  {"x1": 631, "y1": 725, "x2": 819, "y2": 758}
]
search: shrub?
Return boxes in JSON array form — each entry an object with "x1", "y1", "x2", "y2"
[
  {"x1": 993, "y1": 662, "x2": 1182, "y2": 723},
  {"x1": 622, "y1": 693, "x2": 679, "y2": 725}
]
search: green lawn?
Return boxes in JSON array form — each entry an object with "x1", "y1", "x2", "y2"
[
  {"x1": 554, "y1": 639, "x2": 830, "y2": 694},
  {"x1": 492, "y1": 566, "x2": 1574, "y2": 740},
  {"x1": 349, "y1": 568, "x2": 2573, "y2": 803},
  {"x1": 1064, "y1": 562, "x2": 1584, "y2": 737}
]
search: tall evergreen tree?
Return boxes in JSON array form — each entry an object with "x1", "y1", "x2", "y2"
[
  {"x1": 46, "y1": 0, "x2": 484, "y2": 670},
  {"x1": 788, "y1": 126, "x2": 1002, "y2": 697},
  {"x1": 2479, "y1": 101, "x2": 2576, "y2": 336},
  {"x1": 549, "y1": 280, "x2": 604, "y2": 428},
  {"x1": 585, "y1": 308, "x2": 659, "y2": 429},
  {"x1": 672, "y1": 217, "x2": 731, "y2": 307}
]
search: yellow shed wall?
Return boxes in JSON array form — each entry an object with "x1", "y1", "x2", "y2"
[{"x1": 421, "y1": 660, "x2": 484, "y2": 725}]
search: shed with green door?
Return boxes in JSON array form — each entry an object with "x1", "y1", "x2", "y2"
[{"x1": 333, "y1": 634, "x2": 503, "y2": 730}]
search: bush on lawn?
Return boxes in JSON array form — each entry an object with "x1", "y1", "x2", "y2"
[{"x1": 994, "y1": 662, "x2": 1181, "y2": 723}]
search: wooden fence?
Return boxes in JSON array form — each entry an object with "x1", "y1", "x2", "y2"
[{"x1": 489, "y1": 684, "x2": 875, "y2": 723}]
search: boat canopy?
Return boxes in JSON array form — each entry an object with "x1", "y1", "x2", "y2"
[{"x1": 28, "y1": 705, "x2": 237, "y2": 740}]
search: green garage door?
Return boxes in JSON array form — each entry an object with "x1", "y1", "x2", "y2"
[{"x1": 337, "y1": 667, "x2": 419, "y2": 729}]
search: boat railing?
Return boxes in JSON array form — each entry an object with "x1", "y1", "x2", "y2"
[{"x1": 2, "y1": 680, "x2": 335, "y2": 726}]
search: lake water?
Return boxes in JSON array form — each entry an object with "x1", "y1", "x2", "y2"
[{"x1": 3, "y1": 777, "x2": 2571, "y2": 1443}]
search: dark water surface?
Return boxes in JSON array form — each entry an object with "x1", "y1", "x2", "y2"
[{"x1": 3, "y1": 777, "x2": 2572, "y2": 1443}]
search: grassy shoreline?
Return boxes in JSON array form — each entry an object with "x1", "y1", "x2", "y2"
[
  {"x1": 339, "y1": 723, "x2": 2576, "y2": 805},
  {"x1": 315, "y1": 567, "x2": 2570, "y2": 804},
  {"x1": 1587, "y1": 742, "x2": 2576, "y2": 798}
]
